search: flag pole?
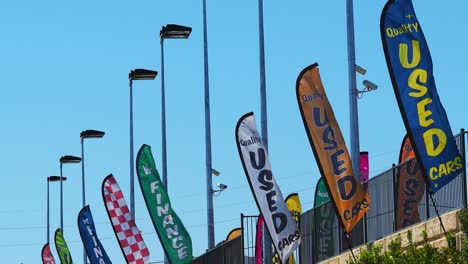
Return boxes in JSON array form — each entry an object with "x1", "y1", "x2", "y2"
[
  {"x1": 428, "y1": 190, "x2": 447, "y2": 235},
  {"x1": 344, "y1": 231, "x2": 356, "y2": 261}
]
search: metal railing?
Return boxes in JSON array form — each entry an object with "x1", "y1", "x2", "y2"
[
  {"x1": 195, "y1": 130, "x2": 466, "y2": 263},
  {"x1": 299, "y1": 130, "x2": 466, "y2": 262}
]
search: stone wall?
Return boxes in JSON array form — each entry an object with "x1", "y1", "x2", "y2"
[{"x1": 319, "y1": 209, "x2": 464, "y2": 264}]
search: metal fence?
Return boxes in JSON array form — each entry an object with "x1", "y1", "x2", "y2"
[
  {"x1": 195, "y1": 131, "x2": 466, "y2": 263},
  {"x1": 299, "y1": 130, "x2": 466, "y2": 262},
  {"x1": 192, "y1": 235, "x2": 243, "y2": 264}
]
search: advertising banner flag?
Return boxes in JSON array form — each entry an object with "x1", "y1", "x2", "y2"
[
  {"x1": 315, "y1": 203, "x2": 335, "y2": 262},
  {"x1": 255, "y1": 215, "x2": 264, "y2": 264},
  {"x1": 226, "y1": 228, "x2": 241, "y2": 241},
  {"x1": 77, "y1": 205, "x2": 112, "y2": 264},
  {"x1": 313, "y1": 178, "x2": 330, "y2": 208},
  {"x1": 236, "y1": 112, "x2": 301, "y2": 263},
  {"x1": 360, "y1": 152, "x2": 369, "y2": 191},
  {"x1": 41, "y1": 243, "x2": 56, "y2": 264},
  {"x1": 285, "y1": 193, "x2": 302, "y2": 224},
  {"x1": 381, "y1": 0, "x2": 463, "y2": 193},
  {"x1": 272, "y1": 193, "x2": 302, "y2": 263},
  {"x1": 102, "y1": 174, "x2": 150, "y2": 264},
  {"x1": 296, "y1": 63, "x2": 370, "y2": 233},
  {"x1": 313, "y1": 178, "x2": 335, "y2": 262},
  {"x1": 54, "y1": 228, "x2": 73, "y2": 264},
  {"x1": 395, "y1": 134, "x2": 426, "y2": 230},
  {"x1": 136, "y1": 144, "x2": 193, "y2": 264}
]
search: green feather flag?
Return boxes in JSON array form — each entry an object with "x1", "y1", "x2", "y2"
[
  {"x1": 54, "y1": 228, "x2": 73, "y2": 264},
  {"x1": 136, "y1": 144, "x2": 193, "y2": 264}
]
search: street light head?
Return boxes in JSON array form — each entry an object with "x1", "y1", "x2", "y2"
[
  {"x1": 80, "y1": 129, "x2": 105, "y2": 139},
  {"x1": 160, "y1": 24, "x2": 192, "y2": 39},
  {"x1": 59, "y1": 155, "x2": 82, "y2": 164},
  {"x1": 129, "y1": 69, "x2": 158, "y2": 81},
  {"x1": 355, "y1": 65, "x2": 367, "y2": 75},
  {"x1": 49, "y1": 176, "x2": 67, "y2": 182},
  {"x1": 363, "y1": 80, "x2": 378, "y2": 91}
]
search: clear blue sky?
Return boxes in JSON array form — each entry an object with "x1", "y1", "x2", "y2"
[{"x1": 1, "y1": 0, "x2": 467, "y2": 263}]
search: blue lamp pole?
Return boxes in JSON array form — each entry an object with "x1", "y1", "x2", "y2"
[
  {"x1": 46, "y1": 176, "x2": 63, "y2": 244},
  {"x1": 59, "y1": 155, "x2": 81, "y2": 233},
  {"x1": 80, "y1": 129, "x2": 105, "y2": 264},
  {"x1": 160, "y1": 24, "x2": 192, "y2": 263},
  {"x1": 159, "y1": 24, "x2": 192, "y2": 192},
  {"x1": 257, "y1": 0, "x2": 272, "y2": 262},
  {"x1": 128, "y1": 69, "x2": 158, "y2": 218},
  {"x1": 258, "y1": 0, "x2": 268, "y2": 151},
  {"x1": 201, "y1": 0, "x2": 215, "y2": 249},
  {"x1": 347, "y1": 0, "x2": 360, "y2": 180}
]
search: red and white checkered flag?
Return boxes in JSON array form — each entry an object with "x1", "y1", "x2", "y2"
[{"x1": 102, "y1": 174, "x2": 150, "y2": 264}]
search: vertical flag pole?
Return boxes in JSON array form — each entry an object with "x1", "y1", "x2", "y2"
[
  {"x1": 429, "y1": 192, "x2": 447, "y2": 235},
  {"x1": 461, "y1": 129, "x2": 467, "y2": 208},
  {"x1": 392, "y1": 163, "x2": 397, "y2": 232},
  {"x1": 343, "y1": 232, "x2": 356, "y2": 261}
]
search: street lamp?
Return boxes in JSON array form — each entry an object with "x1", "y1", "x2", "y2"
[
  {"x1": 160, "y1": 24, "x2": 191, "y2": 264},
  {"x1": 159, "y1": 24, "x2": 191, "y2": 192},
  {"x1": 80, "y1": 130, "x2": 105, "y2": 208},
  {"x1": 47, "y1": 176, "x2": 65, "y2": 244},
  {"x1": 129, "y1": 69, "x2": 158, "y2": 217},
  {"x1": 59, "y1": 155, "x2": 81, "y2": 232},
  {"x1": 80, "y1": 129, "x2": 105, "y2": 264},
  {"x1": 160, "y1": 24, "x2": 192, "y2": 39}
]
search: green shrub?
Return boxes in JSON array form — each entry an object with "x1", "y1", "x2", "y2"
[{"x1": 347, "y1": 210, "x2": 468, "y2": 264}]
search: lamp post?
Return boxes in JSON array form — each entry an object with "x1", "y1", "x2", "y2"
[
  {"x1": 346, "y1": 1, "x2": 380, "y2": 246},
  {"x1": 346, "y1": 0, "x2": 361, "y2": 249},
  {"x1": 80, "y1": 129, "x2": 105, "y2": 264},
  {"x1": 160, "y1": 24, "x2": 191, "y2": 264},
  {"x1": 347, "y1": 0, "x2": 360, "y2": 180},
  {"x1": 200, "y1": 0, "x2": 216, "y2": 249},
  {"x1": 59, "y1": 155, "x2": 81, "y2": 232},
  {"x1": 159, "y1": 24, "x2": 192, "y2": 192},
  {"x1": 257, "y1": 0, "x2": 272, "y2": 261},
  {"x1": 47, "y1": 176, "x2": 64, "y2": 244},
  {"x1": 80, "y1": 130, "x2": 105, "y2": 208},
  {"x1": 258, "y1": 0, "x2": 268, "y2": 151},
  {"x1": 129, "y1": 69, "x2": 158, "y2": 217}
]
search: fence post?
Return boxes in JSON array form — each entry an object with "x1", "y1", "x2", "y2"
[
  {"x1": 461, "y1": 129, "x2": 467, "y2": 208},
  {"x1": 240, "y1": 213, "x2": 244, "y2": 264},
  {"x1": 222, "y1": 238, "x2": 225, "y2": 264},
  {"x1": 392, "y1": 163, "x2": 397, "y2": 232}
]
